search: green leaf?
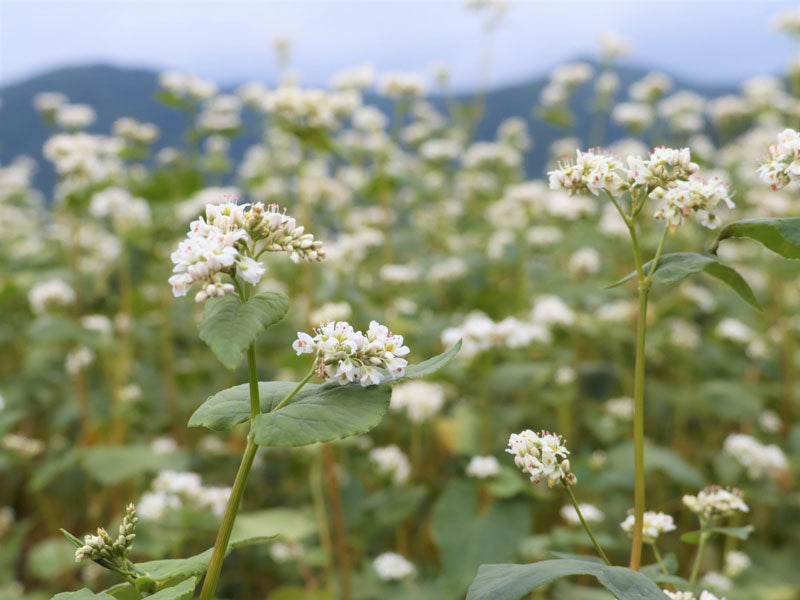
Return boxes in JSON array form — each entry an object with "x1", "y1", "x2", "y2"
[
  {"x1": 711, "y1": 217, "x2": 800, "y2": 259},
  {"x1": 81, "y1": 446, "x2": 189, "y2": 485},
  {"x1": 188, "y1": 342, "x2": 461, "y2": 432},
  {"x1": 606, "y1": 252, "x2": 760, "y2": 309},
  {"x1": 466, "y1": 560, "x2": 670, "y2": 600},
  {"x1": 432, "y1": 480, "x2": 530, "y2": 593},
  {"x1": 681, "y1": 525, "x2": 754, "y2": 544},
  {"x1": 198, "y1": 291, "x2": 289, "y2": 369},
  {"x1": 143, "y1": 577, "x2": 196, "y2": 600},
  {"x1": 51, "y1": 590, "x2": 115, "y2": 600},
  {"x1": 231, "y1": 507, "x2": 317, "y2": 542},
  {"x1": 252, "y1": 383, "x2": 391, "y2": 447}
]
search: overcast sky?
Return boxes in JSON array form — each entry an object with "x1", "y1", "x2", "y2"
[{"x1": 2, "y1": 0, "x2": 799, "y2": 90}]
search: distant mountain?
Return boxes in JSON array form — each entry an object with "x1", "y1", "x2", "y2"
[{"x1": 0, "y1": 63, "x2": 737, "y2": 194}]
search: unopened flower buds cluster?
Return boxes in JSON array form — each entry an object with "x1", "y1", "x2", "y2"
[
  {"x1": 293, "y1": 320, "x2": 410, "y2": 386},
  {"x1": 169, "y1": 201, "x2": 325, "y2": 302},
  {"x1": 548, "y1": 146, "x2": 734, "y2": 230},
  {"x1": 74, "y1": 504, "x2": 139, "y2": 577},
  {"x1": 506, "y1": 429, "x2": 576, "y2": 487}
]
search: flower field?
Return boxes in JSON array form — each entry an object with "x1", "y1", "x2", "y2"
[{"x1": 1, "y1": 2, "x2": 800, "y2": 599}]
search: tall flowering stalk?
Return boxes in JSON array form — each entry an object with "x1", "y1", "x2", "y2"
[{"x1": 549, "y1": 146, "x2": 734, "y2": 569}]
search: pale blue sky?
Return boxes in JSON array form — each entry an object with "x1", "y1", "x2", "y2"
[{"x1": 1, "y1": 0, "x2": 799, "y2": 89}]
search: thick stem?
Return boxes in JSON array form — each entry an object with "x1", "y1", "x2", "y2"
[
  {"x1": 247, "y1": 345, "x2": 260, "y2": 419},
  {"x1": 564, "y1": 484, "x2": 611, "y2": 565}
]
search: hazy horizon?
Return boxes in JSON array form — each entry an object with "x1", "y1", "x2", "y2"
[{"x1": 2, "y1": 0, "x2": 799, "y2": 92}]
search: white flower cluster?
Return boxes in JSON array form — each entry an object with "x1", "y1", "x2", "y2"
[
  {"x1": 757, "y1": 128, "x2": 800, "y2": 190},
  {"x1": 137, "y1": 470, "x2": 231, "y2": 520},
  {"x1": 158, "y1": 71, "x2": 218, "y2": 102},
  {"x1": 373, "y1": 552, "x2": 415, "y2": 581},
  {"x1": 466, "y1": 455, "x2": 501, "y2": 479},
  {"x1": 262, "y1": 85, "x2": 361, "y2": 131},
  {"x1": 651, "y1": 175, "x2": 734, "y2": 231},
  {"x1": 683, "y1": 486, "x2": 749, "y2": 519},
  {"x1": 2, "y1": 433, "x2": 45, "y2": 457},
  {"x1": 293, "y1": 320, "x2": 409, "y2": 386},
  {"x1": 723, "y1": 550, "x2": 751, "y2": 578},
  {"x1": 723, "y1": 433, "x2": 788, "y2": 480},
  {"x1": 55, "y1": 104, "x2": 96, "y2": 130},
  {"x1": 664, "y1": 592, "x2": 725, "y2": 600},
  {"x1": 75, "y1": 504, "x2": 138, "y2": 563},
  {"x1": 112, "y1": 117, "x2": 159, "y2": 145},
  {"x1": 89, "y1": 186, "x2": 151, "y2": 230},
  {"x1": 390, "y1": 381, "x2": 445, "y2": 423},
  {"x1": 548, "y1": 148, "x2": 624, "y2": 196},
  {"x1": 560, "y1": 503, "x2": 604, "y2": 525},
  {"x1": 441, "y1": 311, "x2": 551, "y2": 359},
  {"x1": 369, "y1": 445, "x2": 411, "y2": 484},
  {"x1": 620, "y1": 510, "x2": 676, "y2": 543},
  {"x1": 506, "y1": 429, "x2": 575, "y2": 487},
  {"x1": 28, "y1": 278, "x2": 75, "y2": 314},
  {"x1": 169, "y1": 201, "x2": 324, "y2": 302},
  {"x1": 43, "y1": 133, "x2": 123, "y2": 186},
  {"x1": 378, "y1": 72, "x2": 427, "y2": 98}
]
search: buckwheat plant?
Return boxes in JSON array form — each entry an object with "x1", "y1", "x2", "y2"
[
  {"x1": 57, "y1": 199, "x2": 459, "y2": 599},
  {"x1": 549, "y1": 145, "x2": 750, "y2": 570}
]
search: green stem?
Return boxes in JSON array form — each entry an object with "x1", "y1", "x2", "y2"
[
  {"x1": 564, "y1": 484, "x2": 611, "y2": 565},
  {"x1": 650, "y1": 543, "x2": 669, "y2": 575},
  {"x1": 648, "y1": 226, "x2": 670, "y2": 277},
  {"x1": 273, "y1": 370, "x2": 315, "y2": 412},
  {"x1": 198, "y1": 435, "x2": 258, "y2": 600},
  {"x1": 247, "y1": 345, "x2": 260, "y2": 419},
  {"x1": 688, "y1": 530, "x2": 709, "y2": 589}
]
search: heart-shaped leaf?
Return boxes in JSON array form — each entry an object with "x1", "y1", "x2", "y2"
[
  {"x1": 711, "y1": 217, "x2": 800, "y2": 259},
  {"x1": 188, "y1": 342, "x2": 461, "y2": 432},
  {"x1": 198, "y1": 291, "x2": 289, "y2": 369},
  {"x1": 606, "y1": 252, "x2": 760, "y2": 309},
  {"x1": 466, "y1": 559, "x2": 670, "y2": 600},
  {"x1": 251, "y1": 383, "x2": 391, "y2": 447}
]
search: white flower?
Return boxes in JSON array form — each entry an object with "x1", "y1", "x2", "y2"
[
  {"x1": 723, "y1": 433, "x2": 788, "y2": 479},
  {"x1": 597, "y1": 31, "x2": 632, "y2": 60},
  {"x1": 55, "y1": 104, "x2": 96, "y2": 130},
  {"x1": 66, "y1": 346, "x2": 94, "y2": 375},
  {"x1": 651, "y1": 175, "x2": 734, "y2": 231},
  {"x1": 34, "y1": 92, "x2": 68, "y2": 113},
  {"x1": 378, "y1": 72, "x2": 426, "y2": 98},
  {"x1": 620, "y1": 511, "x2": 676, "y2": 543},
  {"x1": 629, "y1": 72, "x2": 672, "y2": 103},
  {"x1": 682, "y1": 486, "x2": 749, "y2": 518},
  {"x1": 723, "y1": 550, "x2": 751, "y2": 578},
  {"x1": 294, "y1": 320, "x2": 409, "y2": 386},
  {"x1": 373, "y1": 552, "x2": 415, "y2": 580},
  {"x1": 29, "y1": 279, "x2": 75, "y2": 314},
  {"x1": 506, "y1": 429, "x2": 574, "y2": 487},
  {"x1": 560, "y1": 503, "x2": 604, "y2": 525},
  {"x1": 757, "y1": 128, "x2": 800, "y2": 190},
  {"x1": 700, "y1": 572, "x2": 733, "y2": 592},
  {"x1": 568, "y1": 247, "x2": 601, "y2": 276},
  {"x1": 270, "y1": 541, "x2": 304, "y2": 563},
  {"x1": 715, "y1": 318, "x2": 754, "y2": 344},
  {"x1": 531, "y1": 295, "x2": 575, "y2": 328},
  {"x1": 613, "y1": 103, "x2": 654, "y2": 131},
  {"x1": 547, "y1": 149, "x2": 624, "y2": 196},
  {"x1": 605, "y1": 397, "x2": 634, "y2": 420},
  {"x1": 390, "y1": 381, "x2": 445, "y2": 423},
  {"x1": 2, "y1": 433, "x2": 44, "y2": 457},
  {"x1": 90, "y1": 186, "x2": 151, "y2": 229},
  {"x1": 369, "y1": 445, "x2": 410, "y2": 484},
  {"x1": 758, "y1": 410, "x2": 782, "y2": 434},
  {"x1": 466, "y1": 455, "x2": 500, "y2": 479}
]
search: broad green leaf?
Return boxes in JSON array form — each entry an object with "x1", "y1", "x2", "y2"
[
  {"x1": 711, "y1": 217, "x2": 800, "y2": 259},
  {"x1": 81, "y1": 446, "x2": 189, "y2": 485},
  {"x1": 198, "y1": 291, "x2": 289, "y2": 369},
  {"x1": 251, "y1": 384, "x2": 391, "y2": 446},
  {"x1": 680, "y1": 525, "x2": 754, "y2": 544},
  {"x1": 432, "y1": 480, "x2": 530, "y2": 593},
  {"x1": 51, "y1": 591, "x2": 115, "y2": 600},
  {"x1": 465, "y1": 559, "x2": 670, "y2": 600},
  {"x1": 231, "y1": 507, "x2": 316, "y2": 542},
  {"x1": 606, "y1": 252, "x2": 760, "y2": 309},
  {"x1": 189, "y1": 342, "x2": 461, "y2": 432},
  {"x1": 144, "y1": 577, "x2": 196, "y2": 600}
]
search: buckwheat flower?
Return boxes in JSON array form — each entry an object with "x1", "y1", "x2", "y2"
[
  {"x1": 378, "y1": 72, "x2": 427, "y2": 98},
  {"x1": 310, "y1": 301, "x2": 352, "y2": 325},
  {"x1": 66, "y1": 346, "x2": 94, "y2": 375},
  {"x1": 113, "y1": 117, "x2": 159, "y2": 145},
  {"x1": 463, "y1": 142, "x2": 521, "y2": 171},
  {"x1": 506, "y1": 429, "x2": 575, "y2": 487},
  {"x1": 90, "y1": 186, "x2": 151, "y2": 230},
  {"x1": 595, "y1": 72, "x2": 620, "y2": 97},
  {"x1": 757, "y1": 128, "x2": 800, "y2": 190},
  {"x1": 373, "y1": 552, "x2": 415, "y2": 581},
  {"x1": 331, "y1": 64, "x2": 376, "y2": 91},
  {"x1": 758, "y1": 410, "x2": 782, "y2": 434},
  {"x1": 605, "y1": 397, "x2": 634, "y2": 420},
  {"x1": 700, "y1": 572, "x2": 733, "y2": 592},
  {"x1": 651, "y1": 175, "x2": 734, "y2": 231},
  {"x1": 568, "y1": 247, "x2": 601, "y2": 276},
  {"x1": 663, "y1": 592, "x2": 696, "y2": 600},
  {"x1": 55, "y1": 104, "x2": 96, "y2": 130},
  {"x1": 629, "y1": 72, "x2": 672, "y2": 104},
  {"x1": 270, "y1": 541, "x2": 304, "y2": 563},
  {"x1": 774, "y1": 7, "x2": 800, "y2": 37},
  {"x1": 548, "y1": 148, "x2": 624, "y2": 196},
  {"x1": 555, "y1": 365, "x2": 576, "y2": 386},
  {"x1": 597, "y1": 31, "x2": 632, "y2": 61},
  {"x1": 2, "y1": 433, "x2": 45, "y2": 457},
  {"x1": 613, "y1": 103, "x2": 655, "y2": 132},
  {"x1": 561, "y1": 503, "x2": 604, "y2": 525},
  {"x1": 723, "y1": 433, "x2": 788, "y2": 479},
  {"x1": 137, "y1": 491, "x2": 181, "y2": 520},
  {"x1": 370, "y1": 445, "x2": 411, "y2": 484},
  {"x1": 723, "y1": 550, "x2": 751, "y2": 578},
  {"x1": 551, "y1": 62, "x2": 594, "y2": 88},
  {"x1": 466, "y1": 455, "x2": 501, "y2": 479},
  {"x1": 683, "y1": 486, "x2": 749, "y2": 518},
  {"x1": 498, "y1": 117, "x2": 532, "y2": 151},
  {"x1": 34, "y1": 91, "x2": 68, "y2": 114},
  {"x1": 715, "y1": 318, "x2": 754, "y2": 344},
  {"x1": 390, "y1": 381, "x2": 445, "y2": 423},
  {"x1": 28, "y1": 278, "x2": 75, "y2": 314},
  {"x1": 82, "y1": 315, "x2": 113, "y2": 336},
  {"x1": 620, "y1": 511, "x2": 676, "y2": 543},
  {"x1": 531, "y1": 295, "x2": 575, "y2": 328},
  {"x1": 380, "y1": 263, "x2": 421, "y2": 284}
]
